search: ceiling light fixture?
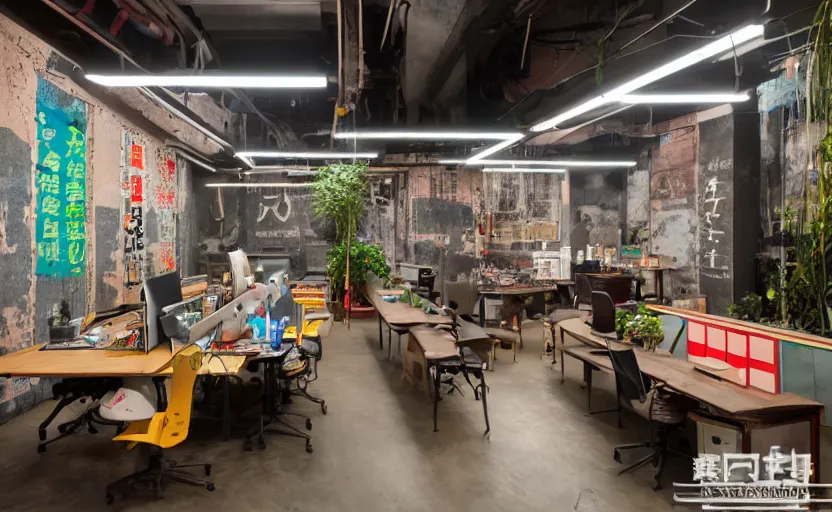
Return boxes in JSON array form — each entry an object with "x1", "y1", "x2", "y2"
[
  {"x1": 482, "y1": 168, "x2": 566, "y2": 173},
  {"x1": 439, "y1": 158, "x2": 637, "y2": 167},
  {"x1": 334, "y1": 131, "x2": 523, "y2": 140},
  {"x1": 466, "y1": 135, "x2": 525, "y2": 164},
  {"x1": 244, "y1": 167, "x2": 314, "y2": 175},
  {"x1": 236, "y1": 151, "x2": 378, "y2": 160},
  {"x1": 86, "y1": 74, "x2": 327, "y2": 89},
  {"x1": 619, "y1": 93, "x2": 750, "y2": 104},
  {"x1": 529, "y1": 24, "x2": 764, "y2": 132},
  {"x1": 205, "y1": 183, "x2": 313, "y2": 188}
]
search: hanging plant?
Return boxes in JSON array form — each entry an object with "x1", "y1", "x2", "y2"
[{"x1": 781, "y1": 1, "x2": 832, "y2": 336}]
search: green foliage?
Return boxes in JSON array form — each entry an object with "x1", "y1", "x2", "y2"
[
  {"x1": 615, "y1": 304, "x2": 663, "y2": 351},
  {"x1": 311, "y1": 162, "x2": 369, "y2": 243},
  {"x1": 615, "y1": 308, "x2": 632, "y2": 339},
  {"x1": 326, "y1": 240, "x2": 390, "y2": 299},
  {"x1": 622, "y1": 312, "x2": 664, "y2": 352},
  {"x1": 727, "y1": 293, "x2": 763, "y2": 323},
  {"x1": 776, "y1": 3, "x2": 832, "y2": 336}
]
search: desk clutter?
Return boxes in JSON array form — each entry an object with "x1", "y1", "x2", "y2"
[{"x1": 0, "y1": 250, "x2": 333, "y2": 503}]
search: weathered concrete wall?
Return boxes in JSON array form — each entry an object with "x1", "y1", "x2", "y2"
[
  {"x1": 626, "y1": 152, "x2": 650, "y2": 243},
  {"x1": 650, "y1": 114, "x2": 699, "y2": 297},
  {"x1": 483, "y1": 172, "x2": 562, "y2": 268},
  {"x1": 408, "y1": 167, "x2": 480, "y2": 280},
  {"x1": 0, "y1": 16, "x2": 194, "y2": 423},
  {"x1": 570, "y1": 170, "x2": 625, "y2": 251}
]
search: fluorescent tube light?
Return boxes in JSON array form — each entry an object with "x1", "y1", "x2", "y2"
[
  {"x1": 244, "y1": 167, "x2": 314, "y2": 175},
  {"x1": 236, "y1": 151, "x2": 378, "y2": 160},
  {"x1": 619, "y1": 93, "x2": 750, "y2": 104},
  {"x1": 334, "y1": 131, "x2": 522, "y2": 140},
  {"x1": 483, "y1": 168, "x2": 566, "y2": 173},
  {"x1": 466, "y1": 135, "x2": 524, "y2": 164},
  {"x1": 439, "y1": 159, "x2": 637, "y2": 167},
  {"x1": 530, "y1": 24, "x2": 764, "y2": 132},
  {"x1": 86, "y1": 74, "x2": 327, "y2": 89},
  {"x1": 205, "y1": 183, "x2": 312, "y2": 188}
]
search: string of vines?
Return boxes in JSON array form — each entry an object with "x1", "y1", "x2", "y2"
[{"x1": 785, "y1": 0, "x2": 832, "y2": 335}]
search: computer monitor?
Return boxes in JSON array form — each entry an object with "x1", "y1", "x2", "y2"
[
  {"x1": 142, "y1": 272, "x2": 183, "y2": 352},
  {"x1": 229, "y1": 249, "x2": 252, "y2": 299}
]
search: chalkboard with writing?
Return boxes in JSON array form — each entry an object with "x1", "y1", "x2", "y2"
[{"x1": 698, "y1": 115, "x2": 735, "y2": 314}]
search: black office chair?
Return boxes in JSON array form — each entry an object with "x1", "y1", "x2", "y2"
[
  {"x1": 590, "y1": 291, "x2": 617, "y2": 339},
  {"x1": 606, "y1": 341, "x2": 689, "y2": 490},
  {"x1": 37, "y1": 378, "x2": 125, "y2": 453},
  {"x1": 244, "y1": 292, "x2": 319, "y2": 453},
  {"x1": 574, "y1": 274, "x2": 593, "y2": 311},
  {"x1": 414, "y1": 268, "x2": 440, "y2": 303}
]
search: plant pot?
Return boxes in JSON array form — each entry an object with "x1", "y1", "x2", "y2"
[{"x1": 349, "y1": 304, "x2": 376, "y2": 318}]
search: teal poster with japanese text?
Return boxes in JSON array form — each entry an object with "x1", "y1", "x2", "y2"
[{"x1": 35, "y1": 76, "x2": 87, "y2": 278}]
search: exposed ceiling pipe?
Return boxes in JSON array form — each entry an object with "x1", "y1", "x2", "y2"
[
  {"x1": 358, "y1": 0, "x2": 365, "y2": 92},
  {"x1": 331, "y1": 0, "x2": 344, "y2": 148},
  {"x1": 42, "y1": 0, "x2": 287, "y2": 161},
  {"x1": 380, "y1": 0, "x2": 397, "y2": 51},
  {"x1": 618, "y1": 0, "x2": 698, "y2": 53},
  {"x1": 40, "y1": 0, "x2": 234, "y2": 153}
]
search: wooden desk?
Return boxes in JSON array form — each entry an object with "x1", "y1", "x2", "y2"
[
  {"x1": 558, "y1": 320, "x2": 825, "y2": 480},
  {"x1": 0, "y1": 344, "x2": 250, "y2": 442},
  {"x1": 366, "y1": 289, "x2": 451, "y2": 356},
  {"x1": 476, "y1": 286, "x2": 559, "y2": 346},
  {"x1": 0, "y1": 344, "x2": 177, "y2": 378}
]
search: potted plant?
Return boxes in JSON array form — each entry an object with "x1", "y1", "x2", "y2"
[
  {"x1": 326, "y1": 239, "x2": 390, "y2": 317},
  {"x1": 311, "y1": 162, "x2": 389, "y2": 322},
  {"x1": 615, "y1": 304, "x2": 664, "y2": 352}
]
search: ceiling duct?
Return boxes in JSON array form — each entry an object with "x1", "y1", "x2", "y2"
[{"x1": 176, "y1": 0, "x2": 322, "y2": 34}]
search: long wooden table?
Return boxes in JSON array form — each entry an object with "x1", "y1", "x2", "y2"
[
  {"x1": 366, "y1": 289, "x2": 452, "y2": 358},
  {"x1": 557, "y1": 318, "x2": 825, "y2": 481},
  {"x1": 0, "y1": 344, "x2": 178, "y2": 378}
]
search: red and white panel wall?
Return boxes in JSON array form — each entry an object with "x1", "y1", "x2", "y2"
[{"x1": 687, "y1": 320, "x2": 779, "y2": 394}]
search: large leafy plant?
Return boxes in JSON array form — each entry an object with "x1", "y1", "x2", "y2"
[
  {"x1": 615, "y1": 303, "x2": 664, "y2": 352},
  {"x1": 326, "y1": 240, "x2": 390, "y2": 299},
  {"x1": 311, "y1": 162, "x2": 369, "y2": 243}
]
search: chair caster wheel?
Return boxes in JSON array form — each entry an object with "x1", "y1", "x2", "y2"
[
  {"x1": 257, "y1": 436, "x2": 266, "y2": 450},
  {"x1": 306, "y1": 442, "x2": 313, "y2": 454},
  {"x1": 306, "y1": 419, "x2": 312, "y2": 430},
  {"x1": 204, "y1": 464, "x2": 212, "y2": 476},
  {"x1": 37, "y1": 444, "x2": 46, "y2": 454},
  {"x1": 38, "y1": 431, "x2": 46, "y2": 441},
  {"x1": 88, "y1": 425, "x2": 98, "y2": 435},
  {"x1": 613, "y1": 449, "x2": 622, "y2": 463},
  {"x1": 652, "y1": 481, "x2": 662, "y2": 491},
  {"x1": 206, "y1": 484, "x2": 215, "y2": 492},
  {"x1": 321, "y1": 403, "x2": 327, "y2": 415},
  {"x1": 105, "y1": 493, "x2": 114, "y2": 505},
  {"x1": 58, "y1": 425, "x2": 67, "y2": 434}
]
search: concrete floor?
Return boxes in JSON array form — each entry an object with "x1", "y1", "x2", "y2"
[{"x1": 0, "y1": 319, "x2": 690, "y2": 511}]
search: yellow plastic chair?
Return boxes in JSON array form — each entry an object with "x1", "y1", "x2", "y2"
[{"x1": 105, "y1": 345, "x2": 214, "y2": 503}]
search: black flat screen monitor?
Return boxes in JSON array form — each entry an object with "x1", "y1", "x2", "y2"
[{"x1": 143, "y1": 272, "x2": 183, "y2": 352}]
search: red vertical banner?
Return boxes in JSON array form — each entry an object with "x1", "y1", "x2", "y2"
[
  {"x1": 130, "y1": 175, "x2": 143, "y2": 203},
  {"x1": 130, "y1": 144, "x2": 143, "y2": 169}
]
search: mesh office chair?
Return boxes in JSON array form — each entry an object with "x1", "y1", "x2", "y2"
[
  {"x1": 244, "y1": 292, "x2": 315, "y2": 453},
  {"x1": 574, "y1": 274, "x2": 593, "y2": 311},
  {"x1": 606, "y1": 341, "x2": 689, "y2": 490},
  {"x1": 590, "y1": 291, "x2": 617, "y2": 339}
]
